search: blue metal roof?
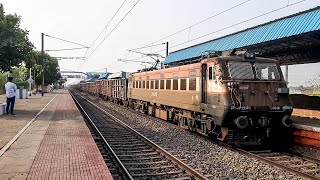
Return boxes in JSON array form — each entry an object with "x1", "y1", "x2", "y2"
[
  {"x1": 98, "y1": 73, "x2": 111, "y2": 79},
  {"x1": 164, "y1": 7, "x2": 320, "y2": 64},
  {"x1": 85, "y1": 78, "x2": 96, "y2": 82},
  {"x1": 107, "y1": 71, "x2": 129, "y2": 79}
]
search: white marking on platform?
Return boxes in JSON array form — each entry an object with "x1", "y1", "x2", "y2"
[
  {"x1": 0, "y1": 92, "x2": 61, "y2": 157},
  {"x1": 293, "y1": 123, "x2": 320, "y2": 133}
]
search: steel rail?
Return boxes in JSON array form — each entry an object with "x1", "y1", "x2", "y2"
[
  {"x1": 70, "y1": 91, "x2": 133, "y2": 180},
  {"x1": 284, "y1": 151, "x2": 320, "y2": 165},
  {"x1": 71, "y1": 90, "x2": 208, "y2": 180},
  {"x1": 230, "y1": 147, "x2": 320, "y2": 180},
  {"x1": 73, "y1": 88, "x2": 320, "y2": 179}
]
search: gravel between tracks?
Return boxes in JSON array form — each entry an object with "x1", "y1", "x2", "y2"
[
  {"x1": 290, "y1": 145, "x2": 320, "y2": 159},
  {"x1": 82, "y1": 93, "x2": 301, "y2": 179}
]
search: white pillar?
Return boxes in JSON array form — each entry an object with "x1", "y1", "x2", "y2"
[{"x1": 285, "y1": 65, "x2": 289, "y2": 84}]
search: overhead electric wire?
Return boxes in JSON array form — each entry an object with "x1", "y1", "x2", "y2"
[
  {"x1": 84, "y1": 0, "x2": 127, "y2": 57},
  {"x1": 86, "y1": 51, "x2": 131, "y2": 73},
  {"x1": 117, "y1": 0, "x2": 255, "y2": 67},
  {"x1": 46, "y1": 47, "x2": 88, "y2": 52},
  {"x1": 83, "y1": 0, "x2": 253, "y2": 72},
  {"x1": 88, "y1": 0, "x2": 309, "y2": 73},
  {"x1": 151, "y1": 0, "x2": 310, "y2": 54},
  {"x1": 44, "y1": 34, "x2": 89, "y2": 48},
  {"x1": 111, "y1": 0, "x2": 310, "y2": 72},
  {"x1": 128, "y1": 42, "x2": 166, "y2": 51},
  {"x1": 79, "y1": 0, "x2": 142, "y2": 71},
  {"x1": 134, "y1": 0, "x2": 255, "y2": 49},
  {"x1": 86, "y1": 0, "x2": 142, "y2": 58}
]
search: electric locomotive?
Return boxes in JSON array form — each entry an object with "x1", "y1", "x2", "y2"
[{"x1": 128, "y1": 52, "x2": 292, "y2": 146}]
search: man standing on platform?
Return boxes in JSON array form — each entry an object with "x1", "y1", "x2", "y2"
[{"x1": 5, "y1": 77, "x2": 17, "y2": 115}]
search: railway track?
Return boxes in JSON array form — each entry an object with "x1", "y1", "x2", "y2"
[
  {"x1": 233, "y1": 148, "x2": 320, "y2": 180},
  {"x1": 70, "y1": 90, "x2": 208, "y2": 180},
  {"x1": 73, "y1": 90, "x2": 320, "y2": 179}
]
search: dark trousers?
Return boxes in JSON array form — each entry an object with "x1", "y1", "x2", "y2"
[{"x1": 6, "y1": 96, "x2": 15, "y2": 114}]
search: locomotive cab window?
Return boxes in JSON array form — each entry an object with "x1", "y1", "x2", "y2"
[
  {"x1": 254, "y1": 63, "x2": 280, "y2": 80},
  {"x1": 209, "y1": 67, "x2": 213, "y2": 80},
  {"x1": 228, "y1": 61, "x2": 254, "y2": 79}
]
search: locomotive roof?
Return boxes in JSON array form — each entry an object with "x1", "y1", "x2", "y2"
[
  {"x1": 216, "y1": 56, "x2": 278, "y2": 63},
  {"x1": 131, "y1": 55, "x2": 278, "y2": 77}
]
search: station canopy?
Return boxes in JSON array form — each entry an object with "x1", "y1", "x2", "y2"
[{"x1": 164, "y1": 6, "x2": 320, "y2": 66}]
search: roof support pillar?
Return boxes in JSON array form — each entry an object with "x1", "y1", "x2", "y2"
[{"x1": 285, "y1": 65, "x2": 289, "y2": 84}]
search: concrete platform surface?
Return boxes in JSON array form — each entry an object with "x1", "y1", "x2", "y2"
[
  {"x1": 292, "y1": 116, "x2": 320, "y2": 133},
  {"x1": 0, "y1": 90, "x2": 113, "y2": 180}
]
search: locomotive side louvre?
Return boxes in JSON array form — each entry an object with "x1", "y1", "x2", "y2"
[
  {"x1": 128, "y1": 58, "x2": 230, "y2": 124},
  {"x1": 128, "y1": 63, "x2": 203, "y2": 112}
]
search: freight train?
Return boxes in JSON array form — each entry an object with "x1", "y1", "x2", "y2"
[{"x1": 78, "y1": 52, "x2": 293, "y2": 147}]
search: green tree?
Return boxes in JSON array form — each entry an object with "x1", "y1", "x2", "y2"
[
  {"x1": 30, "y1": 51, "x2": 61, "y2": 86},
  {"x1": 0, "y1": 3, "x2": 34, "y2": 72},
  {"x1": 93, "y1": 74, "x2": 100, "y2": 79},
  {"x1": 11, "y1": 65, "x2": 28, "y2": 82}
]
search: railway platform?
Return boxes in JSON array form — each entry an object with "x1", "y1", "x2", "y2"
[
  {"x1": 292, "y1": 109, "x2": 320, "y2": 148},
  {"x1": 0, "y1": 90, "x2": 113, "y2": 180}
]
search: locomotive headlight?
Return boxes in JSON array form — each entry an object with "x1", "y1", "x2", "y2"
[
  {"x1": 282, "y1": 115, "x2": 292, "y2": 128},
  {"x1": 234, "y1": 116, "x2": 249, "y2": 129}
]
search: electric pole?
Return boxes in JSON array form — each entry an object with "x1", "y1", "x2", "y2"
[
  {"x1": 41, "y1": 33, "x2": 44, "y2": 96},
  {"x1": 166, "y1": 42, "x2": 169, "y2": 57}
]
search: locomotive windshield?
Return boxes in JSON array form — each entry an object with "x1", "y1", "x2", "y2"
[
  {"x1": 228, "y1": 61, "x2": 281, "y2": 80},
  {"x1": 228, "y1": 61, "x2": 254, "y2": 79},
  {"x1": 254, "y1": 63, "x2": 280, "y2": 80}
]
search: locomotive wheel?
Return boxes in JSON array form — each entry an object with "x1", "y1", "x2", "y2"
[
  {"x1": 187, "y1": 118, "x2": 196, "y2": 132},
  {"x1": 178, "y1": 117, "x2": 188, "y2": 129}
]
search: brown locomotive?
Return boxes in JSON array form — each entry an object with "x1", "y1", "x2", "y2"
[{"x1": 79, "y1": 53, "x2": 293, "y2": 147}]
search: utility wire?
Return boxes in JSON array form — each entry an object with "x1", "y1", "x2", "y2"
[
  {"x1": 85, "y1": 0, "x2": 252, "y2": 72},
  {"x1": 86, "y1": 51, "x2": 131, "y2": 72},
  {"x1": 114, "y1": 0, "x2": 309, "y2": 69},
  {"x1": 44, "y1": 34, "x2": 89, "y2": 48},
  {"x1": 87, "y1": 0, "x2": 142, "y2": 59},
  {"x1": 118, "y1": 0, "x2": 254, "y2": 66},
  {"x1": 128, "y1": 42, "x2": 166, "y2": 51},
  {"x1": 136, "y1": 0, "x2": 255, "y2": 48},
  {"x1": 46, "y1": 47, "x2": 88, "y2": 52},
  {"x1": 152, "y1": 0, "x2": 309, "y2": 55},
  {"x1": 79, "y1": 0, "x2": 142, "y2": 71},
  {"x1": 84, "y1": 0, "x2": 127, "y2": 57}
]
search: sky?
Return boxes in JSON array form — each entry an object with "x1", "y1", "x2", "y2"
[{"x1": 1, "y1": 0, "x2": 319, "y2": 86}]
